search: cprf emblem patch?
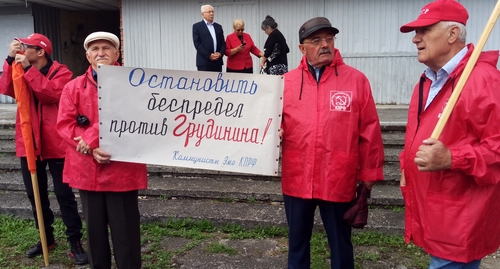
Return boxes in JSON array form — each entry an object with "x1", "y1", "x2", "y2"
[{"x1": 330, "y1": 91, "x2": 352, "y2": 112}]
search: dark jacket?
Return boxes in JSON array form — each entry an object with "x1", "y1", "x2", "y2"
[
  {"x1": 263, "y1": 29, "x2": 289, "y2": 68},
  {"x1": 192, "y1": 20, "x2": 226, "y2": 68}
]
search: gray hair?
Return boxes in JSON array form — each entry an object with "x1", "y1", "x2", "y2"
[
  {"x1": 201, "y1": 5, "x2": 213, "y2": 13},
  {"x1": 441, "y1": 21, "x2": 467, "y2": 43}
]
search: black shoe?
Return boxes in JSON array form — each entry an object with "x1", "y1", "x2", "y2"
[
  {"x1": 70, "y1": 240, "x2": 89, "y2": 265},
  {"x1": 26, "y1": 241, "x2": 56, "y2": 258}
]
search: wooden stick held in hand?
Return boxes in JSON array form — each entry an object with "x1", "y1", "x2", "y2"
[{"x1": 431, "y1": 0, "x2": 500, "y2": 139}]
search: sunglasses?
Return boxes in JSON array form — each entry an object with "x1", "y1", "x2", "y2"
[{"x1": 21, "y1": 44, "x2": 42, "y2": 51}]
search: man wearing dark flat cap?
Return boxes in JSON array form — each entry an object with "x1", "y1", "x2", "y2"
[{"x1": 280, "y1": 17, "x2": 384, "y2": 269}]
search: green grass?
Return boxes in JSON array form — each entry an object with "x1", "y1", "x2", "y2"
[{"x1": 0, "y1": 215, "x2": 428, "y2": 269}]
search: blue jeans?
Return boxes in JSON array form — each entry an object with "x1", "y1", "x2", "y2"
[{"x1": 429, "y1": 256, "x2": 481, "y2": 269}]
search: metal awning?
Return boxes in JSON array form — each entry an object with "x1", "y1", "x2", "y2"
[{"x1": 0, "y1": 0, "x2": 119, "y2": 10}]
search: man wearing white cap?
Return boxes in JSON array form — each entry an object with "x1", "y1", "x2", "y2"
[
  {"x1": 0, "y1": 33, "x2": 88, "y2": 264},
  {"x1": 57, "y1": 31, "x2": 148, "y2": 269},
  {"x1": 399, "y1": 0, "x2": 500, "y2": 268}
]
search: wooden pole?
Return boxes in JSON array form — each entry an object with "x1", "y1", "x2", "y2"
[
  {"x1": 31, "y1": 173, "x2": 50, "y2": 266},
  {"x1": 12, "y1": 58, "x2": 50, "y2": 266},
  {"x1": 431, "y1": 0, "x2": 500, "y2": 139}
]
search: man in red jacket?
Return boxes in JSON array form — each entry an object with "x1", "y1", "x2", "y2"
[
  {"x1": 0, "y1": 33, "x2": 88, "y2": 264},
  {"x1": 57, "y1": 31, "x2": 148, "y2": 269},
  {"x1": 281, "y1": 17, "x2": 384, "y2": 269},
  {"x1": 400, "y1": 0, "x2": 500, "y2": 268}
]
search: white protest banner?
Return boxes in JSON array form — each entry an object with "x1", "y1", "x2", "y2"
[{"x1": 97, "y1": 65, "x2": 283, "y2": 176}]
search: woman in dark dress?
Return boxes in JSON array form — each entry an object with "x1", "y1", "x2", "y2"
[{"x1": 260, "y1": 15, "x2": 290, "y2": 75}]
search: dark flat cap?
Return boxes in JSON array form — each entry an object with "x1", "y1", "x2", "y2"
[{"x1": 299, "y1": 17, "x2": 339, "y2": 43}]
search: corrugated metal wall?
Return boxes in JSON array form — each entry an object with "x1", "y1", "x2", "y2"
[
  {"x1": 0, "y1": 6, "x2": 34, "y2": 104},
  {"x1": 32, "y1": 4, "x2": 62, "y2": 62},
  {"x1": 122, "y1": 0, "x2": 500, "y2": 104},
  {"x1": 0, "y1": 4, "x2": 62, "y2": 104}
]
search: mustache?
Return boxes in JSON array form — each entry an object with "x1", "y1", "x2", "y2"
[{"x1": 319, "y1": 49, "x2": 331, "y2": 55}]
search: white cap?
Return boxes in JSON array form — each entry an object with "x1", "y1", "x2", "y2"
[{"x1": 83, "y1": 31, "x2": 120, "y2": 50}]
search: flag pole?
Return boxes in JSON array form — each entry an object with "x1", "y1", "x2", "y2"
[
  {"x1": 12, "y1": 62, "x2": 50, "y2": 266},
  {"x1": 431, "y1": 0, "x2": 500, "y2": 139},
  {"x1": 31, "y1": 173, "x2": 49, "y2": 266}
]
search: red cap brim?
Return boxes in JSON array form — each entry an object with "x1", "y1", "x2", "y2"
[
  {"x1": 400, "y1": 18, "x2": 440, "y2": 33},
  {"x1": 14, "y1": 37, "x2": 36, "y2": 45}
]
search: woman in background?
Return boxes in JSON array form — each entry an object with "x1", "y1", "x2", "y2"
[
  {"x1": 260, "y1": 15, "x2": 289, "y2": 75},
  {"x1": 225, "y1": 19, "x2": 264, "y2": 73}
]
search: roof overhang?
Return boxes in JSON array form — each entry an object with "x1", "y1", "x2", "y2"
[{"x1": 0, "y1": 0, "x2": 119, "y2": 11}]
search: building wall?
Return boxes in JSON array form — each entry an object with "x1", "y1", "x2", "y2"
[
  {"x1": 0, "y1": 6, "x2": 34, "y2": 104},
  {"x1": 59, "y1": 10, "x2": 120, "y2": 77},
  {"x1": 121, "y1": 0, "x2": 500, "y2": 105},
  {"x1": 0, "y1": 5, "x2": 120, "y2": 103},
  {"x1": 1, "y1": 1, "x2": 499, "y2": 104}
]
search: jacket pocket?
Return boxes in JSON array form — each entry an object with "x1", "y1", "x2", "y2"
[
  {"x1": 424, "y1": 192, "x2": 467, "y2": 247},
  {"x1": 326, "y1": 151, "x2": 358, "y2": 199},
  {"x1": 281, "y1": 149, "x2": 304, "y2": 180}
]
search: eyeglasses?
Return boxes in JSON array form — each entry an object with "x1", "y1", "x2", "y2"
[
  {"x1": 235, "y1": 29, "x2": 244, "y2": 32},
  {"x1": 303, "y1": 36, "x2": 335, "y2": 46},
  {"x1": 21, "y1": 44, "x2": 41, "y2": 51}
]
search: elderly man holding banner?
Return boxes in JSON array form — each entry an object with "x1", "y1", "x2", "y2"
[
  {"x1": 57, "y1": 32, "x2": 147, "y2": 269},
  {"x1": 399, "y1": 0, "x2": 500, "y2": 268}
]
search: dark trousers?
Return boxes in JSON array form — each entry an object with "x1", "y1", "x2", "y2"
[
  {"x1": 20, "y1": 157, "x2": 83, "y2": 243},
  {"x1": 283, "y1": 194, "x2": 354, "y2": 269},
  {"x1": 226, "y1": 67, "x2": 253, "y2": 73},
  {"x1": 80, "y1": 190, "x2": 141, "y2": 269},
  {"x1": 197, "y1": 64, "x2": 223, "y2": 72}
]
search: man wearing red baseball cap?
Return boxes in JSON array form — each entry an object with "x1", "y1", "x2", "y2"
[
  {"x1": 0, "y1": 33, "x2": 88, "y2": 265},
  {"x1": 15, "y1": 33, "x2": 53, "y2": 55},
  {"x1": 399, "y1": 1, "x2": 500, "y2": 268}
]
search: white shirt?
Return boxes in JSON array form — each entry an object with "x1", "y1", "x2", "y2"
[
  {"x1": 204, "y1": 19, "x2": 217, "y2": 53},
  {"x1": 424, "y1": 46, "x2": 468, "y2": 109}
]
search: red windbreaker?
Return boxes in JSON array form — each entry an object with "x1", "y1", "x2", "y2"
[
  {"x1": 281, "y1": 49, "x2": 384, "y2": 202},
  {"x1": 400, "y1": 44, "x2": 500, "y2": 262},
  {"x1": 57, "y1": 65, "x2": 147, "y2": 192},
  {"x1": 0, "y1": 59, "x2": 72, "y2": 159}
]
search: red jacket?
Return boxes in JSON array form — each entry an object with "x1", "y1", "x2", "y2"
[
  {"x1": 57, "y1": 65, "x2": 147, "y2": 192},
  {"x1": 281, "y1": 49, "x2": 384, "y2": 202},
  {"x1": 400, "y1": 44, "x2": 500, "y2": 262},
  {"x1": 0, "y1": 59, "x2": 72, "y2": 159},
  {"x1": 224, "y1": 32, "x2": 262, "y2": 70}
]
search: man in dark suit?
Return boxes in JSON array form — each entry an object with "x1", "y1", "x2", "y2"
[{"x1": 192, "y1": 4, "x2": 225, "y2": 72}]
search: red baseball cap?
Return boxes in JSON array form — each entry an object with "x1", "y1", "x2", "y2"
[
  {"x1": 15, "y1": 33, "x2": 52, "y2": 55},
  {"x1": 400, "y1": 0, "x2": 469, "y2": 33}
]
